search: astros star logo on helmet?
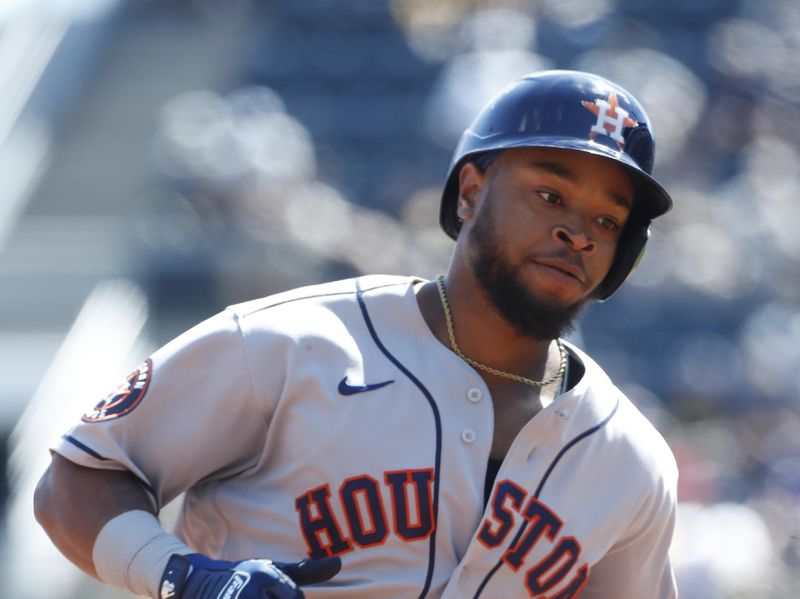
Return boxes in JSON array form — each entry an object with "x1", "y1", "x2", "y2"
[{"x1": 582, "y1": 92, "x2": 637, "y2": 148}]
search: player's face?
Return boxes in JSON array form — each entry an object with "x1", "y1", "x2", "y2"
[{"x1": 462, "y1": 147, "x2": 634, "y2": 339}]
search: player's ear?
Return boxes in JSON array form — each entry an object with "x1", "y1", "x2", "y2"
[{"x1": 456, "y1": 162, "x2": 486, "y2": 223}]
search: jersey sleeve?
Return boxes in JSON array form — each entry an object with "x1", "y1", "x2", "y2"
[
  {"x1": 581, "y1": 462, "x2": 679, "y2": 599},
  {"x1": 51, "y1": 308, "x2": 284, "y2": 509}
]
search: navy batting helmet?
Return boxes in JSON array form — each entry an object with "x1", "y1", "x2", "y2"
[{"x1": 440, "y1": 70, "x2": 672, "y2": 300}]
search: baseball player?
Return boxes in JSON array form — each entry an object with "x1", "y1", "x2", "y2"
[{"x1": 35, "y1": 70, "x2": 678, "y2": 598}]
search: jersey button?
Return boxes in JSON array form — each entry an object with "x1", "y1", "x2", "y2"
[
  {"x1": 466, "y1": 387, "x2": 483, "y2": 402},
  {"x1": 461, "y1": 429, "x2": 476, "y2": 444}
]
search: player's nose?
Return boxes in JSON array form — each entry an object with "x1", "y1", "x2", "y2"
[{"x1": 553, "y1": 225, "x2": 595, "y2": 253}]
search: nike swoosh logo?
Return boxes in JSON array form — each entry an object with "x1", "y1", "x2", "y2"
[{"x1": 338, "y1": 376, "x2": 395, "y2": 396}]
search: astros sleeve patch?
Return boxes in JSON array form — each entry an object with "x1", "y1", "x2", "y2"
[{"x1": 82, "y1": 358, "x2": 152, "y2": 423}]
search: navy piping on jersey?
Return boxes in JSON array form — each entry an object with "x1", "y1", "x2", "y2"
[
  {"x1": 62, "y1": 434, "x2": 159, "y2": 508},
  {"x1": 63, "y1": 434, "x2": 108, "y2": 461},
  {"x1": 356, "y1": 277, "x2": 442, "y2": 599},
  {"x1": 473, "y1": 397, "x2": 621, "y2": 598}
]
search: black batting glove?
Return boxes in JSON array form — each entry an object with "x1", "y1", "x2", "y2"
[{"x1": 158, "y1": 552, "x2": 342, "y2": 599}]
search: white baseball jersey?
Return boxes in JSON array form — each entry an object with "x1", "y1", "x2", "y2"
[{"x1": 53, "y1": 275, "x2": 678, "y2": 598}]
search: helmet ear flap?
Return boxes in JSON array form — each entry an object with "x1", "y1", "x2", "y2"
[
  {"x1": 593, "y1": 220, "x2": 650, "y2": 301},
  {"x1": 624, "y1": 125, "x2": 655, "y2": 175}
]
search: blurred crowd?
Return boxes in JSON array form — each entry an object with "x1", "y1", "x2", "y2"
[{"x1": 1, "y1": 0, "x2": 799, "y2": 597}]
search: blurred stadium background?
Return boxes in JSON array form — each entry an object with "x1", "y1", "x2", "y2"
[{"x1": 1, "y1": 0, "x2": 799, "y2": 597}]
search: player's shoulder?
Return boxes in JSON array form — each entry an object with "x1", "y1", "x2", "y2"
[
  {"x1": 614, "y1": 393, "x2": 678, "y2": 484},
  {"x1": 568, "y1": 343, "x2": 677, "y2": 483},
  {"x1": 228, "y1": 274, "x2": 423, "y2": 320}
]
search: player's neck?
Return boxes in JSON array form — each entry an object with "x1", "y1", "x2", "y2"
[{"x1": 417, "y1": 273, "x2": 554, "y2": 380}]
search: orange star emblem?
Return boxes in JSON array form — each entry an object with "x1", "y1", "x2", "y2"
[{"x1": 581, "y1": 93, "x2": 637, "y2": 149}]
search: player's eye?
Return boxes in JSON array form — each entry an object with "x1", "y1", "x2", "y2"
[
  {"x1": 597, "y1": 216, "x2": 621, "y2": 231},
  {"x1": 537, "y1": 190, "x2": 562, "y2": 205}
]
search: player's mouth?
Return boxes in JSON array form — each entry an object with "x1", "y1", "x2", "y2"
[{"x1": 531, "y1": 257, "x2": 586, "y2": 284}]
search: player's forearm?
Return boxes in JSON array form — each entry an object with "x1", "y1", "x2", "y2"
[{"x1": 33, "y1": 453, "x2": 155, "y2": 578}]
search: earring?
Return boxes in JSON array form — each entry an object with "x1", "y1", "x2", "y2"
[{"x1": 456, "y1": 198, "x2": 472, "y2": 219}]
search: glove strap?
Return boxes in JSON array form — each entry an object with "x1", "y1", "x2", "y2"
[{"x1": 158, "y1": 554, "x2": 192, "y2": 599}]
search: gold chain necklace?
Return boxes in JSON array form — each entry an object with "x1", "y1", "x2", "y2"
[{"x1": 435, "y1": 275, "x2": 566, "y2": 388}]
